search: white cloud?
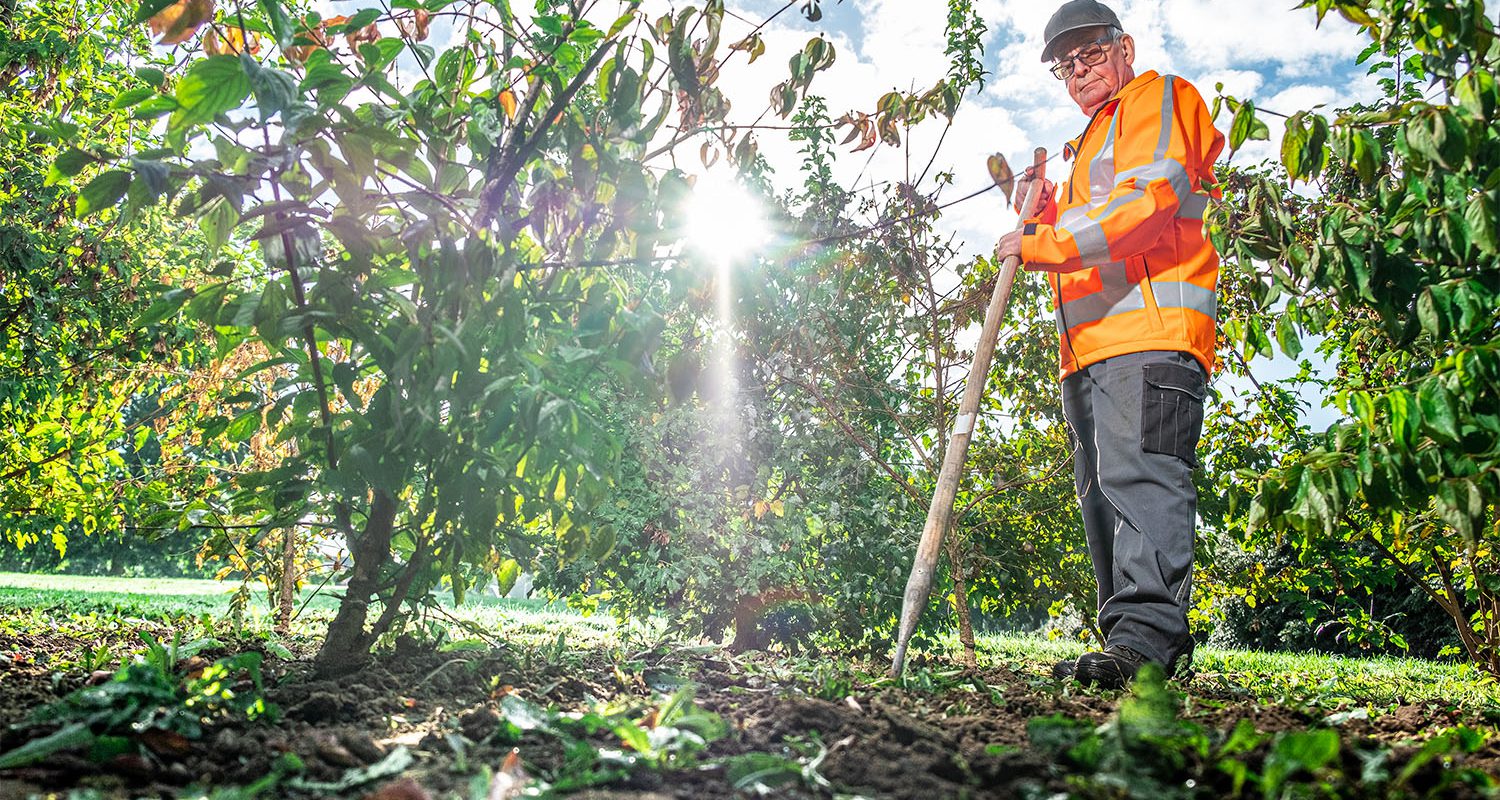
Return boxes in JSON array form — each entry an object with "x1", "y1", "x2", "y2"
[{"x1": 1158, "y1": 0, "x2": 1367, "y2": 72}]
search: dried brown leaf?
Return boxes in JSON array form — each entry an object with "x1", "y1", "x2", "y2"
[{"x1": 148, "y1": 0, "x2": 215, "y2": 45}]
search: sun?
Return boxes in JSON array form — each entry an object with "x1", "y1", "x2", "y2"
[{"x1": 683, "y1": 171, "x2": 771, "y2": 267}]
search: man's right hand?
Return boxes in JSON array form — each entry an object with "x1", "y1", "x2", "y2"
[{"x1": 1013, "y1": 166, "x2": 1054, "y2": 216}]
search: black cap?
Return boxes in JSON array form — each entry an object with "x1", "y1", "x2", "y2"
[{"x1": 1041, "y1": 0, "x2": 1123, "y2": 62}]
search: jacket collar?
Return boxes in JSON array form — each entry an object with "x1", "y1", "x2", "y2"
[{"x1": 1063, "y1": 70, "x2": 1161, "y2": 161}]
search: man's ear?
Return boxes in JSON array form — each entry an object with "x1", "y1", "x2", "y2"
[{"x1": 1121, "y1": 33, "x2": 1136, "y2": 66}]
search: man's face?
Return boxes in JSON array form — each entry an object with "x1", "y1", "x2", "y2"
[{"x1": 1057, "y1": 28, "x2": 1136, "y2": 117}]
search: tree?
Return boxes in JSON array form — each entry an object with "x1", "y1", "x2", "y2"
[
  {"x1": 1214, "y1": 0, "x2": 1500, "y2": 673},
  {"x1": 0, "y1": 0, "x2": 221, "y2": 557},
  {"x1": 57, "y1": 0, "x2": 841, "y2": 671}
]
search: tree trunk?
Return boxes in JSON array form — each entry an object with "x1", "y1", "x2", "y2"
[
  {"x1": 946, "y1": 537, "x2": 977, "y2": 667},
  {"x1": 276, "y1": 527, "x2": 297, "y2": 635},
  {"x1": 315, "y1": 490, "x2": 397, "y2": 675}
]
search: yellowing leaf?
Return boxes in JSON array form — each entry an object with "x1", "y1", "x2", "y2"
[
  {"x1": 345, "y1": 22, "x2": 380, "y2": 52},
  {"x1": 769, "y1": 499, "x2": 785, "y2": 518},
  {"x1": 753, "y1": 500, "x2": 769, "y2": 520},
  {"x1": 148, "y1": 0, "x2": 215, "y2": 45},
  {"x1": 204, "y1": 27, "x2": 261, "y2": 56},
  {"x1": 396, "y1": 9, "x2": 431, "y2": 41},
  {"x1": 987, "y1": 153, "x2": 1014, "y2": 202},
  {"x1": 498, "y1": 89, "x2": 518, "y2": 120}
]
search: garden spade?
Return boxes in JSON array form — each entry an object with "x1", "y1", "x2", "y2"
[{"x1": 891, "y1": 147, "x2": 1048, "y2": 679}]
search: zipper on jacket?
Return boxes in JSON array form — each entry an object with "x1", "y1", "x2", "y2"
[
  {"x1": 1137, "y1": 254, "x2": 1166, "y2": 331},
  {"x1": 1067, "y1": 100, "x2": 1118, "y2": 205}
]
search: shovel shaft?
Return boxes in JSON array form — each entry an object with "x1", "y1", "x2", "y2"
[{"x1": 891, "y1": 147, "x2": 1047, "y2": 679}]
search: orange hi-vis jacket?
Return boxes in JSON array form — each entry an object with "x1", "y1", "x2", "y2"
[{"x1": 1020, "y1": 70, "x2": 1225, "y2": 379}]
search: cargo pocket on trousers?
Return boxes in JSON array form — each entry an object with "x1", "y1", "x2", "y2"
[{"x1": 1141, "y1": 362, "x2": 1206, "y2": 467}]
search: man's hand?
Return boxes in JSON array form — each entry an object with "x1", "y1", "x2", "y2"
[
  {"x1": 994, "y1": 229, "x2": 1023, "y2": 263},
  {"x1": 1013, "y1": 166, "x2": 1055, "y2": 216}
]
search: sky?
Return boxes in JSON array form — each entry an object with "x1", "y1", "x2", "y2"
[
  {"x1": 670, "y1": 0, "x2": 1380, "y2": 426},
  {"x1": 306, "y1": 0, "x2": 1388, "y2": 426}
]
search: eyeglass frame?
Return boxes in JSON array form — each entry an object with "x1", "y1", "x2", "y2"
[{"x1": 1049, "y1": 28, "x2": 1122, "y2": 81}]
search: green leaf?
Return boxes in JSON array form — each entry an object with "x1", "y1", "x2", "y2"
[
  {"x1": 1274, "y1": 313, "x2": 1302, "y2": 359},
  {"x1": 110, "y1": 86, "x2": 157, "y2": 110},
  {"x1": 170, "y1": 55, "x2": 252, "y2": 131},
  {"x1": 1229, "y1": 100, "x2": 1267, "y2": 150},
  {"x1": 1417, "y1": 380, "x2": 1461, "y2": 445},
  {"x1": 258, "y1": 0, "x2": 296, "y2": 48},
  {"x1": 133, "y1": 0, "x2": 179, "y2": 23},
  {"x1": 1466, "y1": 193, "x2": 1498, "y2": 255},
  {"x1": 199, "y1": 196, "x2": 240, "y2": 256},
  {"x1": 47, "y1": 148, "x2": 94, "y2": 185},
  {"x1": 136, "y1": 66, "x2": 167, "y2": 87},
  {"x1": 249, "y1": 65, "x2": 299, "y2": 122},
  {"x1": 76, "y1": 170, "x2": 132, "y2": 217},
  {"x1": 337, "y1": 8, "x2": 381, "y2": 31},
  {"x1": 0, "y1": 723, "x2": 94, "y2": 769},
  {"x1": 137, "y1": 288, "x2": 196, "y2": 327},
  {"x1": 495, "y1": 558, "x2": 521, "y2": 594},
  {"x1": 226, "y1": 410, "x2": 262, "y2": 443},
  {"x1": 132, "y1": 96, "x2": 180, "y2": 120}
]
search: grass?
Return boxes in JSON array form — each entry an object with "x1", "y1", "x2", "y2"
[
  {"x1": 2, "y1": 572, "x2": 1498, "y2": 712},
  {"x1": 0, "y1": 572, "x2": 615, "y2": 670},
  {"x1": 973, "y1": 630, "x2": 1500, "y2": 711}
]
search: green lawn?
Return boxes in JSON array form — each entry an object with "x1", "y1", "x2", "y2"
[{"x1": 1, "y1": 572, "x2": 1496, "y2": 711}]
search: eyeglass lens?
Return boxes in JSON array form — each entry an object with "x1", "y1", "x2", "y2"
[{"x1": 1050, "y1": 43, "x2": 1109, "y2": 80}]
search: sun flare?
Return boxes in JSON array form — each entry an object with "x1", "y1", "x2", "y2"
[{"x1": 684, "y1": 172, "x2": 771, "y2": 267}]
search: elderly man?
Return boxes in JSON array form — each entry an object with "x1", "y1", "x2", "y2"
[{"x1": 995, "y1": 0, "x2": 1224, "y2": 688}]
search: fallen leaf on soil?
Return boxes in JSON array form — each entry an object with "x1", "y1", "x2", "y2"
[
  {"x1": 108, "y1": 753, "x2": 155, "y2": 779},
  {"x1": 139, "y1": 729, "x2": 193, "y2": 757},
  {"x1": 85, "y1": 670, "x2": 113, "y2": 686},
  {"x1": 488, "y1": 749, "x2": 528, "y2": 800},
  {"x1": 459, "y1": 706, "x2": 500, "y2": 740},
  {"x1": 377, "y1": 730, "x2": 425, "y2": 748},
  {"x1": 340, "y1": 731, "x2": 387, "y2": 764},
  {"x1": 362, "y1": 777, "x2": 430, "y2": 800},
  {"x1": 313, "y1": 731, "x2": 361, "y2": 767}
]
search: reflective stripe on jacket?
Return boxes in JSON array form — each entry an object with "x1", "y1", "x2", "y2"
[{"x1": 1020, "y1": 70, "x2": 1225, "y2": 379}]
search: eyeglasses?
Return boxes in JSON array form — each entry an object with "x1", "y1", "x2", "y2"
[{"x1": 1049, "y1": 34, "x2": 1117, "y2": 81}]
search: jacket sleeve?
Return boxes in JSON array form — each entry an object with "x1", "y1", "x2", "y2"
[{"x1": 1021, "y1": 77, "x2": 1223, "y2": 273}]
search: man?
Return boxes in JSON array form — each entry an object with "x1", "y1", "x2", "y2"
[{"x1": 995, "y1": 0, "x2": 1224, "y2": 688}]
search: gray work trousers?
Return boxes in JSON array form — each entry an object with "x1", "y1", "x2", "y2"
[{"x1": 1061, "y1": 350, "x2": 1205, "y2": 667}]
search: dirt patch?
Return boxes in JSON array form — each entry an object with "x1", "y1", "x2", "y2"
[{"x1": 1, "y1": 629, "x2": 1498, "y2": 799}]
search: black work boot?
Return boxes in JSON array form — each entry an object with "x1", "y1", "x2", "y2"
[
  {"x1": 1074, "y1": 645, "x2": 1149, "y2": 689},
  {"x1": 1051, "y1": 657, "x2": 1077, "y2": 680}
]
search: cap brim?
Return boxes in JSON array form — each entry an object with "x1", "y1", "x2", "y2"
[{"x1": 1040, "y1": 23, "x2": 1107, "y2": 61}]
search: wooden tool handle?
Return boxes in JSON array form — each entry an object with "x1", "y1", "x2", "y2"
[{"x1": 890, "y1": 147, "x2": 1047, "y2": 679}]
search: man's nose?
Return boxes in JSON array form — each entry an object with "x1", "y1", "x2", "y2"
[{"x1": 1070, "y1": 59, "x2": 1094, "y2": 80}]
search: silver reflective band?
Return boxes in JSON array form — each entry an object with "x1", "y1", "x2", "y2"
[
  {"x1": 1058, "y1": 76, "x2": 1196, "y2": 263},
  {"x1": 1155, "y1": 76, "x2": 1176, "y2": 161},
  {"x1": 1177, "y1": 191, "x2": 1209, "y2": 221},
  {"x1": 1056, "y1": 280, "x2": 1217, "y2": 329},
  {"x1": 1057, "y1": 157, "x2": 1200, "y2": 262}
]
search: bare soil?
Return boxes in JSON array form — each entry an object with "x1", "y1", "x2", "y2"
[{"x1": 1, "y1": 627, "x2": 1498, "y2": 799}]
